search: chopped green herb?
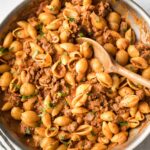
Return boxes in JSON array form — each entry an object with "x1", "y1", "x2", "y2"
[
  {"x1": 11, "y1": 83, "x2": 21, "y2": 90},
  {"x1": 63, "y1": 52, "x2": 68, "y2": 56},
  {"x1": 50, "y1": 127, "x2": 56, "y2": 131},
  {"x1": 78, "y1": 32, "x2": 85, "y2": 37},
  {"x1": 87, "y1": 93, "x2": 92, "y2": 96},
  {"x1": 66, "y1": 83, "x2": 71, "y2": 88},
  {"x1": 0, "y1": 47, "x2": 9, "y2": 55},
  {"x1": 47, "y1": 5, "x2": 57, "y2": 11},
  {"x1": 68, "y1": 17, "x2": 75, "y2": 22},
  {"x1": 25, "y1": 127, "x2": 31, "y2": 135},
  {"x1": 22, "y1": 95, "x2": 35, "y2": 100},
  {"x1": 91, "y1": 130, "x2": 96, "y2": 136},
  {"x1": 96, "y1": 18, "x2": 100, "y2": 23},
  {"x1": 49, "y1": 102, "x2": 56, "y2": 108},
  {"x1": 88, "y1": 31, "x2": 93, "y2": 36},
  {"x1": 9, "y1": 47, "x2": 14, "y2": 51},
  {"x1": 32, "y1": 49, "x2": 39, "y2": 59},
  {"x1": 60, "y1": 136, "x2": 71, "y2": 146},
  {"x1": 57, "y1": 92, "x2": 68, "y2": 98},
  {"x1": 36, "y1": 24, "x2": 44, "y2": 36},
  {"x1": 64, "y1": 99, "x2": 69, "y2": 106},
  {"x1": 118, "y1": 121, "x2": 128, "y2": 126},
  {"x1": 38, "y1": 114, "x2": 42, "y2": 118}
]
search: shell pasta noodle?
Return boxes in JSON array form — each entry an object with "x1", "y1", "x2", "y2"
[{"x1": 0, "y1": 0, "x2": 150, "y2": 149}]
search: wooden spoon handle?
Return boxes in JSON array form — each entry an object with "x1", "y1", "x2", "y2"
[{"x1": 113, "y1": 64, "x2": 150, "y2": 89}]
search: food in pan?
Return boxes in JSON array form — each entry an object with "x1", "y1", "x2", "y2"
[{"x1": 0, "y1": 0, "x2": 150, "y2": 149}]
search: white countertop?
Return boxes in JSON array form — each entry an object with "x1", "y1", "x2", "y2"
[{"x1": 0, "y1": 0, "x2": 150, "y2": 150}]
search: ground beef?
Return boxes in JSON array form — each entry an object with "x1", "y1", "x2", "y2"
[
  {"x1": 71, "y1": 0, "x2": 82, "y2": 5},
  {"x1": 36, "y1": 1, "x2": 48, "y2": 15},
  {"x1": 96, "y1": 1, "x2": 112, "y2": 17},
  {"x1": 38, "y1": 37, "x2": 55, "y2": 55},
  {"x1": 141, "y1": 50, "x2": 150, "y2": 62},
  {"x1": 84, "y1": 112, "x2": 95, "y2": 122},
  {"x1": 136, "y1": 89, "x2": 145, "y2": 100},
  {"x1": 81, "y1": 11, "x2": 92, "y2": 33},
  {"x1": 4, "y1": 92, "x2": 21, "y2": 106},
  {"x1": 67, "y1": 122, "x2": 78, "y2": 132}
]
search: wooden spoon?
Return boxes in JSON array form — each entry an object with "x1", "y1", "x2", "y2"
[{"x1": 77, "y1": 37, "x2": 150, "y2": 89}]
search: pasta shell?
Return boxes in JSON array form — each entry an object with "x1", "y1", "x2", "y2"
[
  {"x1": 101, "y1": 111, "x2": 116, "y2": 121},
  {"x1": 76, "y1": 83, "x2": 92, "y2": 96},
  {"x1": 46, "y1": 0, "x2": 61, "y2": 15},
  {"x1": 108, "y1": 122, "x2": 119, "y2": 134},
  {"x1": 128, "y1": 118, "x2": 140, "y2": 128},
  {"x1": 72, "y1": 94, "x2": 88, "y2": 108},
  {"x1": 35, "y1": 127, "x2": 46, "y2": 137},
  {"x1": 46, "y1": 31, "x2": 60, "y2": 43},
  {"x1": 40, "y1": 137, "x2": 59, "y2": 150},
  {"x1": 87, "y1": 72, "x2": 96, "y2": 81},
  {"x1": 102, "y1": 122, "x2": 112, "y2": 139},
  {"x1": 63, "y1": 9, "x2": 79, "y2": 21},
  {"x1": 42, "y1": 113, "x2": 52, "y2": 128},
  {"x1": 51, "y1": 60, "x2": 66, "y2": 78},
  {"x1": 96, "y1": 72, "x2": 112, "y2": 88},
  {"x1": 30, "y1": 42, "x2": 44, "y2": 58},
  {"x1": 144, "y1": 87, "x2": 150, "y2": 97},
  {"x1": 46, "y1": 18, "x2": 62, "y2": 30},
  {"x1": 27, "y1": 24, "x2": 37, "y2": 39},
  {"x1": 52, "y1": 102, "x2": 63, "y2": 117},
  {"x1": 75, "y1": 58, "x2": 88, "y2": 74},
  {"x1": 83, "y1": 0, "x2": 92, "y2": 6},
  {"x1": 45, "y1": 125, "x2": 59, "y2": 137},
  {"x1": 61, "y1": 53, "x2": 70, "y2": 65},
  {"x1": 21, "y1": 111, "x2": 40, "y2": 127},
  {"x1": 71, "y1": 107, "x2": 88, "y2": 114},
  {"x1": 23, "y1": 96, "x2": 37, "y2": 110},
  {"x1": 9, "y1": 41, "x2": 23, "y2": 53},
  {"x1": 62, "y1": 20, "x2": 71, "y2": 32},
  {"x1": 90, "y1": 58, "x2": 103, "y2": 73},
  {"x1": 130, "y1": 57, "x2": 148, "y2": 69},
  {"x1": 34, "y1": 54, "x2": 52, "y2": 68},
  {"x1": 12, "y1": 28, "x2": 29, "y2": 38},
  {"x1": 111, "y1": 132, "x2": 128, "y2": 144},
  {"x1": 105, "y1": 30, "x2": 122, "y2": 39},
  {"x1": 1, "y1": 102, "x2": 13, "y2": 111},
  {"x1": 127, "y1": 79, "x2": 143, "y2": 90},
  {"x1": 11, "y1": 107, "x2": 22, "y2": 120},
  {"x1": 65, "y1": 72, "x2": 75, "y2": 86},
  {"x1": 75, "y1": 125, "x2": 92, "y2": 136},
  {"x1": 60, "y1": 43, "x2": 79, "y2": 52},
  {"x1": 120, "y1": 95, "x2": 139, "y2": 108},
  {"x1": 43, "y1": 95, "x2": 53, "y2": 113},
  {"x1": 135, "y1": 111, "x2": 145, "y2": 121},
  {"x1": 38, "y1": 12, "x2": 56, "y2": 25},
  {"x1": 139, "y1": 102, "x2": 150, "y2": 114},
  {"x1": 3, "y1": 32, "x2": 13, "y2": 48},
  {"x1": 111, "y1": 75, "x2": 120, "y2": 92},
  {"x1": 80, "y1": 42, "x2": 93, "y2": 59},
  {"x1": 54, "y1": 116, "x2": 72, "y2": 126},
  {"x1": 69, "y1": 51, "x2": 82, "y2": 58},
  {"x1": 17, "y1": 21, "x2": 28, "y2": 29},
  {"x1": 60, "y1": 30, "x2": 70, "y2": 43},
  {"x1": 130, "y1": 105, "x2": 138, "y2": 117},
  {"x1": 92, "y1": 143, "x2": 107, "y2": 150},
  {"x1": 9, "y1": 77, "x2": 21, "y2": 92},
  {"x1": 67, "y1": 57, "x2": 79, "y2": 71},
  {"x1": 90, "y1": 12, "x2": 107, "y2": 30}
]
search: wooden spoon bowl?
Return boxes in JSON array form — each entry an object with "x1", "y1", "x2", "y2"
[{"x1": 77, "y1": 37, "x2": 150, "y2": 89}]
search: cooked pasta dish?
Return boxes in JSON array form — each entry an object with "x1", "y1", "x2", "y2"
[{"x1": 0, "y1": 0, "x2": 150, "y2": 149}]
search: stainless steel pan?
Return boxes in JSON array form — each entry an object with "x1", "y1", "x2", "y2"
[{"x1": 0, "y1": 0, "x2": 150, "y2": 149}]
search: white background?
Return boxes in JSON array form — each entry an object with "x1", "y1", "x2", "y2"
[{"x1": 0, "y1": 0, "x2": 150, "y2": 150}]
